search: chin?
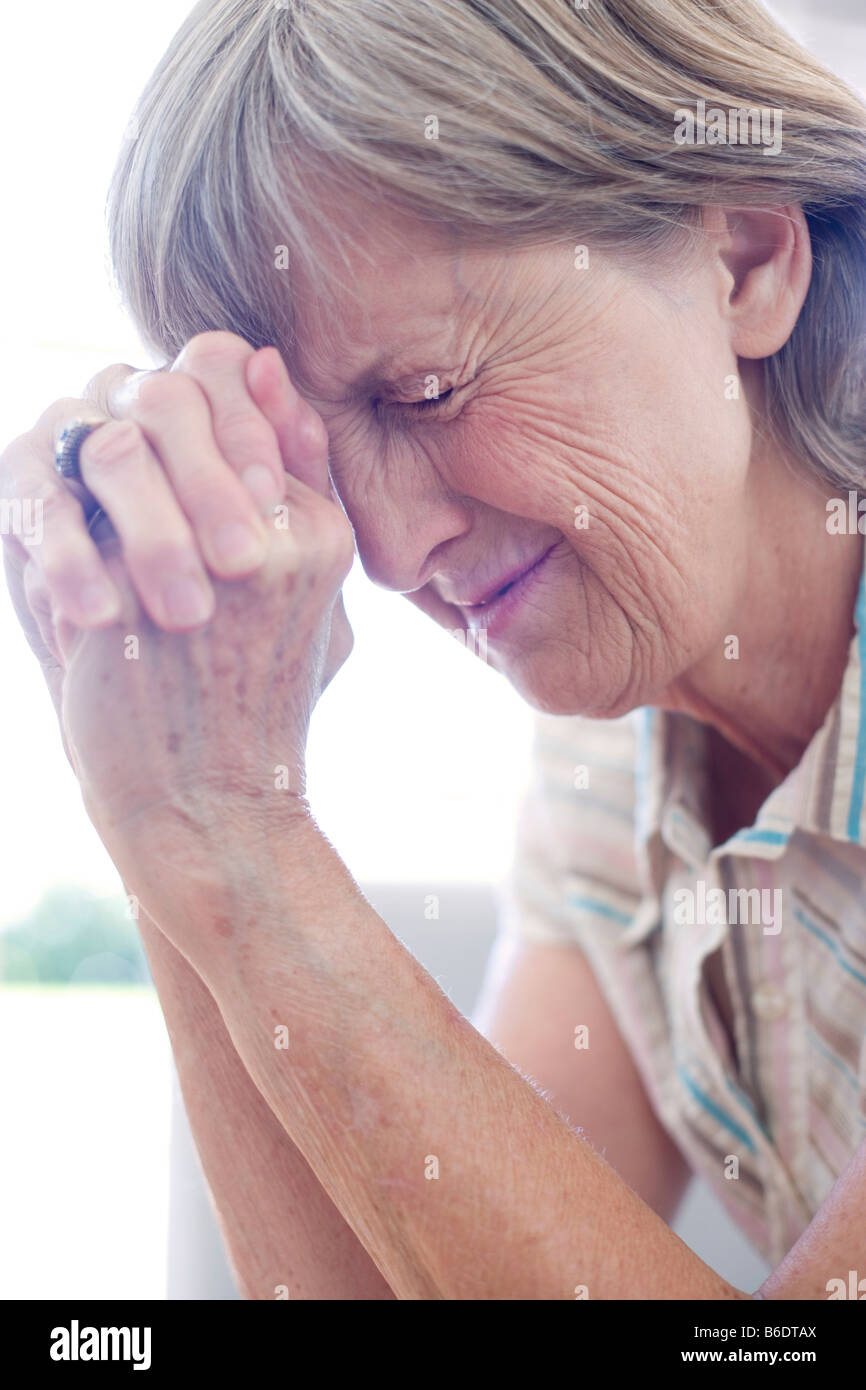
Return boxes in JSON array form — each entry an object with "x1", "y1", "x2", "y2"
[
  {"x1": 497, "y1": 644, "x2": 642, "y2": 722},
  {"x1": 496, "y1": 651, "x2": 591, "y2": 718}
]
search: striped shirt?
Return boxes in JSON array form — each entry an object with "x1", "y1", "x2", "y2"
[{"x1": 502, "y1": 546, "x2": 866, "y2": 1267}]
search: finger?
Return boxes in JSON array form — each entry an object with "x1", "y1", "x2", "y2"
[
  {"x1": 77, "y1": 419, "x2": 216, "y2": 631},
  {"x1": 263, "y1": 475, "x2": 355, "y2": 594},
  {"x1": 107, "y1": 368, "x2": 272, "y2": 578},
  {"x1": 82, "y1": 362, "x2": 145, "y2": 416},
  {"x1": 1, "y1": 417, "x2": 123, "y2": 628},
  {"x1": 0, "y1": 394, "x2": 102, "y2": 520},
  {"x1": 49, "y1": 405, "x2": 117, "y2": 519},
  {"x1": 245, "y1": 346, "x2": 331, "y2": 499},
  {"x1": 54, "y1": 529, "x2": 143, "y2": 673},
  {"x1": 167, "y1": 333, "x2": 286, "y2": 515}
]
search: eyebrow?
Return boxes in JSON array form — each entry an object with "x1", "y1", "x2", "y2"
[
  {"x1": 290, "y1": 309, "x2": 458, "y2": 402},
  {"x1": 342, "y1": 355, "x2": 408, "y2": 397},
  {"x1": 287, "y1": 351, "x2": 388, "y2": 403},
  {"x1": 298, "y1": 351, "x2": 455, "y2": 406}
]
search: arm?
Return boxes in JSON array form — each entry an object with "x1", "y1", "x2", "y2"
[
  {"x1": 472, "y1": 933, "x2": 691, "y2": 1224},
  {"x1": 164, "y1": 820, "x2": 866, "y2": 1300},
  {"x1": 153, "y1": 815, "x2": 744, "y2": 1301},
  {"x1": 137, "y1": 910, "x2": 394, "y2": 1299},
  {"x1": 143, "y1": 914, "x2": 688, "y2": 1299}
]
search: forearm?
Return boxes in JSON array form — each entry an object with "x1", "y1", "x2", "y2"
[
  {"x1": 177, "y1": 818, "x2": 748, "y2": 1301},
  {"x1": 136, "y1": 910, "x2": 394, "y2": 1299}
]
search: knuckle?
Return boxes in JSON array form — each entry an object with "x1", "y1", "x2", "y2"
[
  {"x1": 177, "y1": 331, "x2": 254, "y2": 372},
  {"x1": 47, "y1": 397, "x2": 89, "y2": 426},
  {"x1": 29, "y1": 397, "x2": 86, "y2": 444},
  {"x1": 216, "y1": 410, "x2": 276, "y2": 459},
  {"x1": 82, "y1": 364, "x2": 137, "y2": 409},
  {"x1": 80, "y1": 419, "x2": 143, "y2": 476},
  {"x1": 133, "y1": 370, "x2": 200, "y2": 419}
]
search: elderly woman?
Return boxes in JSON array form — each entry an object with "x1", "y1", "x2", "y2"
[{"x1": 3, "y1": 0, "x2": 866, "y2": 1300}]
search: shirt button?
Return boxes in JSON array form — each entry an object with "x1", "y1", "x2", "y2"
[{"x1": 751, "y1": 982, "x2": 789, "y2": 1021}]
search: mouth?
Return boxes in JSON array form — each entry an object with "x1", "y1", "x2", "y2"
[{"x1": 448, "y1": 541, "x2": 561, "y2": 636}]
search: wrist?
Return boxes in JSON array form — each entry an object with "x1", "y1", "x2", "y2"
[
  {"x1": 115, "y1": 794, "x2": 317, "y2": 991},
  {"x1": 207, "y1": 811, "x2": 368, "y2": 1005}
]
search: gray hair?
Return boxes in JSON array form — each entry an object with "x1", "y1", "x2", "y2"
[{"x1": 108, "y1": 0, "x2": 866, "y2": 491}]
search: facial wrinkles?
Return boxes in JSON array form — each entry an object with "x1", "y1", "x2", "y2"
[
  {"x1": 533, "y1": 402, "x2": 691, "y2": 648},
  {"x1": 347, "y1": 271, "x2": 595, "y2": 595},
  {"x1": 291, "y1": 235, "x2": 687, "y2": 670},
  {"x1": 297, "y1": 273, "x2": 472, "y2": 509}
]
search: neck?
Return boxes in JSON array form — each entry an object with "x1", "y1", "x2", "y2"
[{"x1": 662, "y1": 447, "x2": 863, "y2": 785}]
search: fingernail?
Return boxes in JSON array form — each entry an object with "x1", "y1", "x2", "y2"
[
  {"x1": 162, "y1": 575, "x2": 212, "y2": 627},
  {"x1": 241, "y1": 464, "x2": 282, "y2": 512},
  {"x1": 78, "y1": 582, "x2": 121, "y2": 622},
  {"x1": 211, "y1": 520, "x2": 266, "y2": 571}
]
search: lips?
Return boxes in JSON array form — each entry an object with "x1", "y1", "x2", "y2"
[
  {"x1": 446, "y1": 547, "x2": 555, "y2": 609},
  {"x1": 439, "y1": 540, "x2": 562, "y2": 641}
]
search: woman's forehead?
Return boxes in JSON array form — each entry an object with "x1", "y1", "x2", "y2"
[
  {"x1": 287, "y1": 295, "x2": 462, "y2": 403},
  {"x1": 286, "y1": 217, "x2": 471, "y2": 398}
]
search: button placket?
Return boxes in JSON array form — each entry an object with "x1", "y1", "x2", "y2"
[
  {"x1": 666, "y1": 853, "x2": 774, "y2": 1173},
  {"x1": 751, "y1": 980, "x2": 790, "y2": 1022}
]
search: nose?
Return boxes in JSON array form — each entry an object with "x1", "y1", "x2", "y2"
[
  {"x1": 333, "y1": 428, "x2": 475, "y2": 592},
  {"x1": 339, "y1": 453, "x2": 474, "y2": 594}
]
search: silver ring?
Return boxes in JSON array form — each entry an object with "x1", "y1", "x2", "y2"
[{"x1": 54, "y1": 418, "x2": 107, "y2": 481}]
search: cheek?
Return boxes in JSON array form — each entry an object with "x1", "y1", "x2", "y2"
[
  {"x1": 442, "y1": 385, "x2": 671, "y2": 558},
  {"x1": 440, "y1": 395, "x2": 580, "y2": 523},
  {"x1": 600, "y1": 293, "x2": 754, "y2": 526},
  {"x1": 513, "y1": 331, "x2": 752, "y2": 573},
  {"x1": 454, "y1": 372, "x2": 748, "y2": 642}
]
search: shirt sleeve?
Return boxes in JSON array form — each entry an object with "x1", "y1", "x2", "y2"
[{"x1": 500, "y1": 709, "x2": 646, "y2": 947}]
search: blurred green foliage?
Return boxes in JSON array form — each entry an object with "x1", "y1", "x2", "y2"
[{"x1": 0, "y1": 885, "x2": 149, "y2": 985}]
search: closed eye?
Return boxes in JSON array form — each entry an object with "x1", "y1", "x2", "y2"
[
  {"x1": 407, "y1": 387, "x2": 453, "y2": 410},
  {"x1": 385, "y1": 388, "x2": 454, "y2": 416}
]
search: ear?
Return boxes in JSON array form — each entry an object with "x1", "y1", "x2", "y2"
[{"x1": 704, "y1": 204, "x2": 812, "y2": 359}]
